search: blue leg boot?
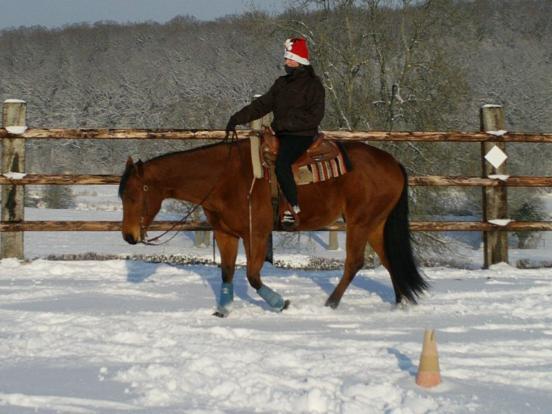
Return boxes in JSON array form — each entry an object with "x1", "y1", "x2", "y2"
[
  {"x1": 213, "y1": 282, "x2": 233, "y2": 318},
  {"x1": 257, "y1": 285, "x2": 289, "y2": 312}
]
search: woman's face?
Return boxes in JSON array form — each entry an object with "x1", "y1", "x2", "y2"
[{"x1": 284, "y1": 58, "x2": 300, "y2": 68}]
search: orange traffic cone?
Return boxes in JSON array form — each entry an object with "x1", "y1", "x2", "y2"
[{"x1": 416, "y1": 329, "x2": 441, "y2": 388}]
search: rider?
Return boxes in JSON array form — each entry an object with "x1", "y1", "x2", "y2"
[{"x1": 226, "y1": 37, "x2": 325, "y2": 227}]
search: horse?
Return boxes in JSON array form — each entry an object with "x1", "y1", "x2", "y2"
[{"x1": 119, "y1": 139, "x2": 428, "y2": 316}]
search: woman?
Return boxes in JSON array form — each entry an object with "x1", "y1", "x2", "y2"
[{"x1": 226, "y1": 38, "x2": 325, "y2": 227}]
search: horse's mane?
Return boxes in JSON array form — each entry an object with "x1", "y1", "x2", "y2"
[
  {"x1": 118, "y1": 163, "x2": 134, "y2": 199},
  {"x1": 147, "y1": 141, "x2": 228, "y2": 163},
  {"x1": 118, "y1": 140, "x2": 241, "y2": 198}
]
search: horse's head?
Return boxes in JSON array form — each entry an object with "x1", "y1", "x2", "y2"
[{"x1": 119, "y1": 156, "x2": 163, "y2": 244}]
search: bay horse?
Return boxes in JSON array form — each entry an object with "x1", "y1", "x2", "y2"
[{"x1": 119, "y1": 139, "x2": 428, "y2": 316}]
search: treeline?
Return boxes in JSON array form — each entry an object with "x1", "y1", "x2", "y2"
[{"x1": 0, "y1": 0, "x2": 550, "y2": 220}]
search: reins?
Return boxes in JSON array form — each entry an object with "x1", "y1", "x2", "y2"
[
  {"x1": 139, "y1": 188, "x2": 207, "y2": 246},
  {"x1": 139, "y1": 130, "x2": 240, "y2": 246}
]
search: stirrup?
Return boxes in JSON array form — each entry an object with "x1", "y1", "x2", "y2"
[{"x1": 282, "y1": 211, "x2": 295, "y2": 226}]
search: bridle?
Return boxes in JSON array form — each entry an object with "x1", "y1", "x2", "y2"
[
  {"x1": 136, "y1": 130, "x2": 241, "y2": 246},
  {"x1": 138, "y1": 179, "x2": 210, "y2": 246}
]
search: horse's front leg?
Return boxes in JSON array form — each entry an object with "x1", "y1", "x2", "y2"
[
  {"x1": 213, "y1": 230, "x2": 239, "y2": 318},
  {"x1": 244, "y1": 232, "x2": 290, "y2": 312}
]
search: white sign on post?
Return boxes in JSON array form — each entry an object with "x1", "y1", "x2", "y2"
[{"x1": 484, "y1": 145, "x2": 508, "y2": 169}]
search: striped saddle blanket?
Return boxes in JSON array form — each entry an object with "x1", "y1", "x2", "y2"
[{"x1": 292, "y1": 153, "x2": 349, "y2": 185}]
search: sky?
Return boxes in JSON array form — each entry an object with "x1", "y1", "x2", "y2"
[{"x1": 0, "y1": 0, "x2": 286, "y2": 30}]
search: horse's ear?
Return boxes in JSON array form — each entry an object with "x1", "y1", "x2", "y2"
[
  {"x1": 136, "y1": 160, "x2": 144, "y2": 178},
  {"x1": 126, "y1": 156, "x2": 134, "y2": 170}
]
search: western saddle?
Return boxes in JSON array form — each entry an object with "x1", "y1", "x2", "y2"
[{"x1": 260, "y1": 127, "x2": 340, "y2": 169}]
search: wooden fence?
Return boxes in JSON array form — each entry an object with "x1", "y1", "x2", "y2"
[{"x1": 1, "y1": 101, "x2": 551, "y2": 267}]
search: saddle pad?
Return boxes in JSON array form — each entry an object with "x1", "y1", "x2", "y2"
[{"x1": 293, "y1": 151, "x2": 349, "y2": 185}]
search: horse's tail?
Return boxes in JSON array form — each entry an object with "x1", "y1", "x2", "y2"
[{"x1": 383, "y1": 164, "x2": 429, "y2": 303}]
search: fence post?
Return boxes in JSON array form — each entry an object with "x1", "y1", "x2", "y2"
[
  {"x1": 328, "y1": 230, "x2": 339, "y2": 250},
  {"x1": 480, "y1": 104, "x2": 508, "y2": 267},
  {"x1": 193, "y1": 207, "x2": 210, "y2": 247},
  {"x1": 1, "y1": 99, "x2": 27, "y2": 259}
]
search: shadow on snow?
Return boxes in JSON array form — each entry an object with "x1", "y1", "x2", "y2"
[{"x1": 124, "y1": 260, "x2": 396, "y2": 307}]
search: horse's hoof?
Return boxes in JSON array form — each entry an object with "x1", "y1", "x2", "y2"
[
  {"x1": 213, "y1": 306, "x2": 230, "y2": 318},
  {"x1": 394, "y1": 301, "x2": 408, "y2": 311}
]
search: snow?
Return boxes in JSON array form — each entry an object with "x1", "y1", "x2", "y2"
[
  {"x1": 3, "y1": 99, "x2": 26, "y2": 104},
  {"x1": 485, "y1": 130, "x2": 508, "y2": 137},
  {"x1": 5, "y1": 126, "x2": 28, "y2": 134},
  {"x1": 488, "y1": 174, "x2": 509, "y2": 181},
  {"x1": 488, "y1": 219, "x2": 513, "y2": 226},
  {"x1": 1, "y1": 259, "x2": 552, "y2": 413},
  {"x1": 2, "y1": 172, "x2": 26, "y2": 180}
]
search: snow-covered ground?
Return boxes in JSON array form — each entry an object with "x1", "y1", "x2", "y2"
[
  {"x1": 0, "y1": 186, "x2": 550, "y2": 413},
  {"x1": 1, "y1": 259, "x2": 551, "y2": 413}
]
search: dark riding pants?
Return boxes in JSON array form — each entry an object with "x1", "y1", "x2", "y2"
[{"x1": 275, "y1": 134, "x2": 315, "y2": 207}]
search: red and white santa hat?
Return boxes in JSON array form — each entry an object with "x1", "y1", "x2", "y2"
[{"x1": 284, "y1": 38, "x2": 310, "y2": 66}]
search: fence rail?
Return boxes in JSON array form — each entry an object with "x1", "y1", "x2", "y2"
[
  {"x1": 1, "y1": 221, "x2": 551, "y2": 232},
  {"x1": 2, "y1": 127, "x2": 552, "y2": 142},
  {"x1": 1, "y1": 174, "x2": 551, "y2": 187},
  {"x1": 1, "y1": 101, "x2": 551, "y2": 266}
]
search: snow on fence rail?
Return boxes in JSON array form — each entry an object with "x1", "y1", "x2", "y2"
[{"x1": 1, "y1": 100, "x2": 552, "y2": 265}]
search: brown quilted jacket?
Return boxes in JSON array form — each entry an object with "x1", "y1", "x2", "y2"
[{"x1": 231, "y1": 66, "x2": 325, "y2": 137}]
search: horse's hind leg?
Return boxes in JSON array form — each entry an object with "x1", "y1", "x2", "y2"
[
  {"x1": 325, "y1": 224, "x2": 370, "y2": 309},
  {"x1": 213, "y1": 230, "x2": 238, "y2": 317},
  {"x1": 366, "y1": 222, "x2": 403, "y2": 304}
]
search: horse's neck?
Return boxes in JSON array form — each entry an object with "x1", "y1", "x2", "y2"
[{"x1": 147, "y1": 144, "x2": 238, "y2": 205}]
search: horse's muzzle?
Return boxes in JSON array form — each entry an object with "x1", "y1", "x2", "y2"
[{"x1": 123, "y1": 233, "x2": 138, "y2": 245}]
